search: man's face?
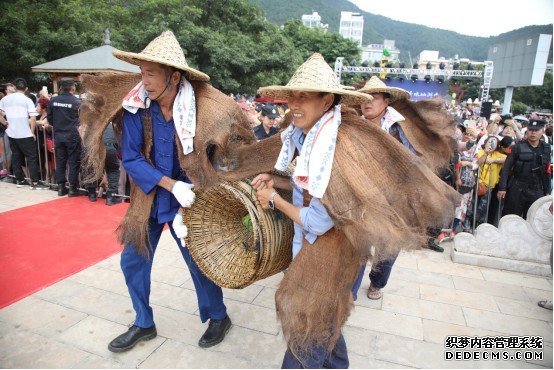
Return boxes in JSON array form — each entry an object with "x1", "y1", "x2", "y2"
[
  {"x1": 288, "y1": 91, "x2": 332, "y2": 133},
  {"x1": 140, "y1": 61, "x2": 173, "y2": 100},
  {"x1": 527, "y1": 128, "x2": 543, "y2": 142},
  {"x1": 360, "y1": 93, "x2": 390, "y2": 120}
]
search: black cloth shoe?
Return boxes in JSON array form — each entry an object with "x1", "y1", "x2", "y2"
[
  {"x1": 198, "y1": 316, "x2": 231, "y2": 348},
  {"x1": 88, "y1": 191, "x2": 97, "y2": 202},
  {"x1": 426, "y1": 239, "x2": 444, "y2": 253},
  {"x1": 108, "y1": 325, "x2": 157, "y2": 353},
  {"x1": 58, "y1": 184, "x2": 69, "y2": 196},
  {"x1": 106, "y1": 192, "x2": 122, "y2": 206}
]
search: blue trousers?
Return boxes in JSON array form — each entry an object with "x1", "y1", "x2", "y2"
[
  {"x1": 352, "y1": 252, "x2": 399, "y2": 299},
  {"x1": 121, "y1": 217, "x2": 227, "y2": 328},
  {"x1": 282, "y1": 333, "x2": 349, "y2": 368}
]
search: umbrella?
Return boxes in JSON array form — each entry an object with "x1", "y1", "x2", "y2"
[
  {"x1": 513, "y1": 115, "x2": 529, "y2": 122},
  {"x1": 253, "y1": 96, "x2": 274, "y2": 103}
]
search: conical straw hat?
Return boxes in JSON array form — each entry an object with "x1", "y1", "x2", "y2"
[
  {"x1": 113, "y1": 30, "x2": 209, "y2": 81},
  {"x1": 258, "y1": 53, "x2": 372, "y2": 106},
  {"x1": 357, "y1": 76, "x2": 410, "y2": 102}
]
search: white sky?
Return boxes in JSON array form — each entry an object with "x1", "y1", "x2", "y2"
[{"x1": 350, "y1": 0, "x2": 553, "y2": 37}]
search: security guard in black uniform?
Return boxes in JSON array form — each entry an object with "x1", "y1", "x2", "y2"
[
  {"x1": 498, "y1": 119, "x2": 552, "y2": 219},
  {"x1": 46, "y1": 79, "x2": 82, "y2": 196},
  {"x1": 253, "y1": 104, "x2": 280, "y2": 140}
]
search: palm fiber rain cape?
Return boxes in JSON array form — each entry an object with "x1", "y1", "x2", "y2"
[{"x1": 80, "y1": 72, "x2": 458, "y2": 354}]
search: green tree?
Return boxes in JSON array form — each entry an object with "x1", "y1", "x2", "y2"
[
  {"x1": 281, "y1": 19, "x2": 360, "y2": 86},
  {"x1": 282, "y1": 20, "x2": 359, "y2": 64},
  {"x1": 512, "y1": 72, "x2": 552, "y2": 111},
  {"x1": 0, "y1": 0, "x2": 128, "y2": 87},
  {"x1": 510, "y1": 101, "x2": 528, "y2": 115},
  {"x1": 489, "y1": 72, "x2": 552, "y2": 113},
  {"x1": 0, "y1": 0, "x2": 366, "y2": 94}
]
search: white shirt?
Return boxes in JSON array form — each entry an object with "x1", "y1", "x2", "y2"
[{"x1": 0, "y1": 92, "x2": 38, "y2": 138}]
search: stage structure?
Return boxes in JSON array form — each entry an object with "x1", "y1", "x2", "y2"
[{"x1": 334, "y1": 57, "x2": 494, "y2": 105}]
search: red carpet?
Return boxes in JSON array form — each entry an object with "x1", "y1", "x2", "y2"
[{"x1": 0, "y1": 197, "x2": 128, "y2": 308}]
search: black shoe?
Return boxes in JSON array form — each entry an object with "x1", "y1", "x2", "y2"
[
  {"x1": 198, "y1": 316, "x2": 231, "y2": 348},
  {"x1": 68, "y1": 185, "x2": 80, "y2": 197},
  {"x1": 58, "y1": 184, "x2": 69, "y2": 197},
  {"x1": 30, "y1": 181, "x2": 49, "y2": 190},
  {"x1": 88, "y1": 192, "x2": 97, "y2": 202},
  {"x1": 16, "y1": 179, "x2": 29, "y2": 188},
  {"x1": 426, "y1": 239, "x2": 444, "y2": 253},
  {"x1": 108, "y1": 325, "x2": 157, "y2": 353},
  {"x1": 106, "y1": 192, "x2": 122, "y2": 206},
  {"x1": 58, "y1": 185, "x2": 69, "y2": 196}
]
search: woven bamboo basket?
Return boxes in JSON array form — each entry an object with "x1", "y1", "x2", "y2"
[{"x1": 183, "y1": 181, "x2": 294, "y2": 289}]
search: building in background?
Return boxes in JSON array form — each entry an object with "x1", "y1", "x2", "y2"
[
  {"x1": 361, "y1": 39, "x2": 400, "y2": 63},
  {"x1": 339, "y1": 11, "x2": 364, "y2": 46},
  {"x1": 417, "y1": 51, "x2": 485, "y2": 70},
  {"x1": 301, "y1": 11, "x2": 328, "y2": 31}
]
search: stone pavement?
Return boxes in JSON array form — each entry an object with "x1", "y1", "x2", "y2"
[{"x1": 0, "y1": 181, "x2": 552, "y2": 368}]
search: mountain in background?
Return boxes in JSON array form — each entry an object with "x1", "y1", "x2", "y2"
[{"x1": 249, "y1": 0, "x2": 552, "y2": 63}]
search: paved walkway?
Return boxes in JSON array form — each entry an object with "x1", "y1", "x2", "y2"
[{"x1": 0, "y1": 181, "x2": 552, "y2": 368}]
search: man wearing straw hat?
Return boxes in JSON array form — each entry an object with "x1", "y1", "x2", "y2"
[
  {"x1": 108, "y1": 30, "x2": 231, "y2": 353},
  {"x1": 354, "y1": 76, "x2": 443, "y2": 302},
  {"x1": 358, "y1": 76, "x2": 414, "y2": 152},
  {"x1": 252, "y1": 53, "x2": 373, "y2": 368},
  {"x1": 356, "y1": 76, "x2": 415, "y2": 301}
]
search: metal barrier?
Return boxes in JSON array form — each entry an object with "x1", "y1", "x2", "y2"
[
  {"x1": 1, "y1": 131, "x2": 129, "y2": 201},
  {"x1": 35, "y1": 125, "x2": 56, "y2": 185}
]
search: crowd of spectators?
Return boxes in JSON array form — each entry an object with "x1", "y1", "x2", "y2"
[
  {"x1": 440, "y1": 103, "x2": 552, "y2": 240},
  {"x1": 1, "y1": 80, "x2": 552, "y2": 224},
  {"x1": 0, "y1": 78, "x2": 127, "y2": 205},
  {"x1": 0, "y1": 84, "x2": 288, "y2": 206}
]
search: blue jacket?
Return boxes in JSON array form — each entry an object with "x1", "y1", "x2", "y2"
[{"x1": 121, "y1": 102, "x2": 189, "y2": 223}]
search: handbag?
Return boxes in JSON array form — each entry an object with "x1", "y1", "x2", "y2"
[
  {"x1": 477, "y1": 181, "x2": 488, "y2": 196},
  {"x1": 477, "y1": 160, "x2": 491, "y2": 196}
]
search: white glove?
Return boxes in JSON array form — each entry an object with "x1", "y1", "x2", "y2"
[
  {"x1": 171, "y1": 181, "x2": 195, "y2": 208},
  {"x1": 172, "y1": 212, "x2": 188, "y2": 239}
]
